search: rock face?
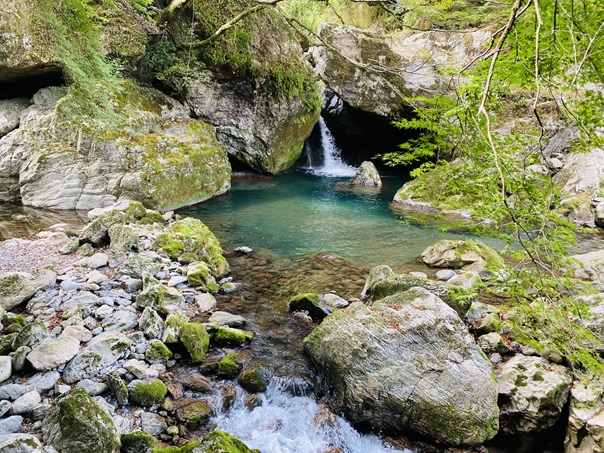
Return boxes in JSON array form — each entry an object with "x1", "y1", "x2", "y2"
[
  {"x1": 497, "y1": 355, "x2": 572, "y2": 434},
  {"x1": 160, "y1": 0, "x2": 321, "y2": 174},
  {"x1": 0, "y1": 99, "x2": 29, "y2": 138},
  {"x1": 553, "y1": 148, "x2": 604, "y2": 227},
  {"x1": 43, "y1": 388, "x2": 121, "y2": 453},
  {"x1": 304, "y1": 287, "x2": 499, "y2": 446},
  {"x1": 352, "y1": 161, "x2": 382, "y2": 187},
  {"x1": 312, "y1": 24, "x2": 492, "y2": 117},
  {"x1": 0, "y1": 86, "x2": 230, "y2": 210}
]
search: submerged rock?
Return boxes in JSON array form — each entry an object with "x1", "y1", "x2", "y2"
[{"x1": 304, "y1": 287, "x2": 499, "y2": 446}]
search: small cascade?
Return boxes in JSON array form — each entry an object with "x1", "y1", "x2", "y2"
[
  {"x1": 302, "y1": 118, "x2": 357, "y2": 177},
  {"x1": 212, "y1": 380, "x2": 408, "y2": 453}
]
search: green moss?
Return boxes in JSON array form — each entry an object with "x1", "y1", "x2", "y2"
[
  {"x1": 0, "y1": 333, "x2": 18, "y2": 355},
  {"x1": 139, "y1": 210, "x2": 166, "y2": 225},
  {"x1": 533, "y1": 370, "x2": 545, "y2": 381},
  {"x1": 146, "y1": 340, "x2": 173, "y2": 362},
  {"x1": 237, "y1": 367, "x2": 267, "y2": 393},
  {"x1": 2, "y1": 313, "x2": 26, "y2": 328},
  {"x1": 179, "y1": 322, "x2": 210, "y2": 362},
  {"x1": 163, "y1": 312, "x2": 188, "y2": 343},
  {"x1": 121, "y1": 430, "x2": 155, "y2": 453},
  {"x1": 199, "y1": 430, "x2": 259, "y2": 453},
  {"x1": 176, "y1": 400, "x2": 213, "y2": 429},
  {"x1": 129, "y1": 379, "x2": 168, "y2": 407},
  {"x1": 153, "y1": 441, "x2": 201, "y2": 453},
  {"x1": 217, "y1": 353, "x2": 241, "y2": 379},
  {"x1": 214, "y1": 327, "x2": 253, "y2": 345},
  {"x1": 124, "y1": 202, "x2": 148, "y2": 223}
]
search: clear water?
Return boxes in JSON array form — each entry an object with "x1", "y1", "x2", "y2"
[
  {"x1": 181, "y1": 172, "x2": 500, "y2": 270},
  {"x1": 213, "y1": 380, "x2": 409, "y2": 453}
]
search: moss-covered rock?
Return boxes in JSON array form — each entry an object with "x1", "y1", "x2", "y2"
[
  {"x1": 303, "y1": 287, "x2": 499, "y2": 447},
  {"x1": 120, "y1": 430, "x2": 155, "y2": 453},
  {"x1": 237, "y1": 365, "x2": 268, "y2": 393},
  {"x1": 186, "y1": 262, "x2": 218, "y2": 292},
  {"x1": 136, "y1": 273, "x2": 185, "y2": 312},
  {"x1": 12, "y1": 322, "x2": 49, "y2": 350},
  {"x1": 162, "y1": 311, "x2": 188, "y2": 344},
  {"x1": 0, "y1": 269, "x2": 56, "y2": 311},
  {"x1": 0, "y1": 333, "x2": 18, "y2": 355},
  {"x1": 145, "y1": 340, "x2": 173, "y2": 363},
  {"x1": 217, "y1": 353, "x2": 241, "y2": 379},
  {"x1": 152, "y1": 442, "x2": 201, "y2": 453},
  {"x1": 176, "y1": 400, "x2": 213, "y2": 429},
  {"x1": 179, "y1": 323, "x2": 210, "y2": 362},
  {"x1": 0, "y1": 434, "x2": 44, "y2": 452},
  {"x1": 421, "y1": 240, "x2": 504, "y2": 273},
  {"x1": 108, "y1": 224, "x2": 139, "y2": 258},
  {"x1": 213, "y1": 327, "x2": 253, "y2": 346},
  {"x1": 153, "y1": 218, "x2": 229, "y2": 277},
  {"x1": 43, "y1": 388, "x2": 121, "y2": 453},
  {"x1": 117, "y1": 256, "x2": 162, "y2": 280},
  {"x1": 288, "y1": 293, "x2": 330, "y2": 320},
  {"x1": 157, "y1": 0, "x2": 321, "y2": 174},
  {"x1": 128, "y1": 379, "x2": 168, "y2": 407},
  {"x1": 198, "y1": 430, "x2": 259, "y2": 453}
]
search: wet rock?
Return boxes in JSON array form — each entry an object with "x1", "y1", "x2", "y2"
[
  {"x1": 237, "y1": 366, "x2": 268, "y2": 393},
  {"x1": 497, "y1": 355, "x2": 572, "y2": 434},
  {"x1": 175, "y1": 400, "x2": 213, "y2": 429},
  {"x1": 352, "y1": 161, "x2": 382, "y2": 187},
  {"x1": 181, "y1": 374, "x2": 214, "y2": 393},
  {"x1": 43, "y1": 388, "x2": 121, "y2": 453},
  {"x1": 214, "y1": 327, "x2": 254, "y2": 345},
  {"x1": 217, "y1": 354, "x2": 241, "y2": 379},
  {"x1": 304, "y1": 287, "x2": 499, "y2": 446},
  {"x1": 140, "y1": 412, "x2": 167, "y2": 436},
  {"x1": 289, "y1": 293, "x2": 330, "y2": 320},
  {"x1": 320, "y1": 293, "x2": 349, "y2": 309},
  {"x1": 120, "y1": 431, "x2": 154, "y2": 453},
  {"x1": 222, "y1": 384, "x2": 236, "y2": 411},
  {"x1": 27, "y1": 336, "x2": 80, "y2": 371},
  {"x1": 244, "y1": 394, "x2": 263, "y2": 411},
  {"x1": 360, "y1": 265, "x2": 396, "y2": 299},
  {"x1": 0, "y1": 269, "x2": 56, "y2": 310},
  {"x1": 11, "y1": 390, "x2": 40, "y2": 415},
  {"x1": 208, "y1": 311, "x2": 247, "y2": 328}
]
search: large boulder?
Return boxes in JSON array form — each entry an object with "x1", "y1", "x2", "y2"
[
  {"x1": 497, "y1": 355, "x2": 572, "y2": 434},
  {"x1": 573, "y1": 250, "x2": 604, "y2": 283},
  {"x1": 43, "y1": 388, "x2": 121, "y2": 453},
  {"x1": 303, "y1": 287, "x2": 499, "y2": 446},
  {"x1": 312, "y1": 24, "x2": 492, "y2": 117},
  {"x1": 421, "y1": 240, "x2": 504, "y2": 273},
  {"x1": 554, "y1": 148, "x2": 604, "y2": 228},
  {"x1": 159, "y1": 0, "x2": 321, "y2": 174},
  {"x1": 0, "y1": 85, "x2": 230, "y2": 210},
  {"x1": 352, "y1": 161, "x2": 382, "y2": 187}
]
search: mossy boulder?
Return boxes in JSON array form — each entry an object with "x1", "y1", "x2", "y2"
[
  {"x1": 0, "y1": 333, "x2": 17, "y2": 355},
  {"x1": 179, "y1": 323, "x2": 210, "y2": 362},
  {"x1": 198, "y1": 430, "x2": 259, "y2": 453},
  {"x1": 43, "y1": 388, "x2": 121, "y2": 453},
  {"x1": 108, "y1": 224, "x2": 139, "y2": 258},
  {"x1": 213, "y1": 327, "x2": 253, "y2": 346},
  {"x1": 117, "y1": 256, "x2": 162, "y2": 280},
  {"x1": 120, "y1": 431, "x2": 155, "y2": 453},
  {"x1": 303, "y1": 287, "x2": 500, "y2": 447},
  {"x1": 128, "y1": 379, "x2": 168, "y2": 407},
  {"x1": 12, "y1": 322, "x2": 49, "y2": 350},
  {"x1": 159, "y1": 0, "x2": 321, "y2": 174},
  {"x1": 0, "y1": 434, "x2": 44, "y2": 452},
  {"x1": 421, "y1": 240, "x2": 504, "y2": 273},
  {"x1": 217, "y1": 353, "x2": 241, "y2": 379},
  {"x1": 80, "y1": 210, "x2": 126, "y2": 246},
  {"x1": 288, "y1": 293, "x2": 330, "y2": 320},
  {"x1": 176, "y1": 400, "x2": 213, "y2": 429},
  {"x1": 363, "y1": 266, "x2": 475, "y2": 318},
  {"x1": 153, "y1": 218, "x2": 229, "y2": 277},
  {"x1": 187, "y1": 262, "x2": 218, "y2": 292}
]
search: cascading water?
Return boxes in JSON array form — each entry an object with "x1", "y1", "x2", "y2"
[
  {"x1": 302, "y1": 118, "x2": 358, "y2": 177},
  {"x1": 212, "y1": 380, "x2": 410, "y2": 453}
]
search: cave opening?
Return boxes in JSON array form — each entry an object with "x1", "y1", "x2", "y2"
[{"x1": 0, "y1": 70, "x2": 66, "y2": 100}]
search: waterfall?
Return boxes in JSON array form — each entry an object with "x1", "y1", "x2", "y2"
[
  {"x1": 303, "y1": 118, "x2": 357, "y2": 177},
  {"x1": 212, "y1": 380, "x2": 408, "y2": 453}
]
